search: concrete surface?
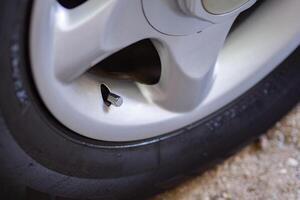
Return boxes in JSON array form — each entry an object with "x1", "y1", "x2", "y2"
[{"x1": 153, "y1": 103, "x2": 300, "y2": 200}]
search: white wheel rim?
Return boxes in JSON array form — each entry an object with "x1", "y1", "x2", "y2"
[{"x1": 30, "y1": 0, "x2": 300, "y2": 141}]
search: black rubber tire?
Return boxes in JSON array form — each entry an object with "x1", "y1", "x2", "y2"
[{"x1": 0, "y1": 0, "x2": 300, "y2": 199}]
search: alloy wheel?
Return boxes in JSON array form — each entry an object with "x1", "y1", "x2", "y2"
[{"x1": 30, "y1": 0, "x2": 300, "y2": 141}]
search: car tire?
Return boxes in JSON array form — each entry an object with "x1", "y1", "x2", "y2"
[{"x1": 0, "y1": 0, "x2": 300, "y2": 199}]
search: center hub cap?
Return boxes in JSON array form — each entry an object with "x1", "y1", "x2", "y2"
[
  {"x1": 142, "y1": 0, "x2": 254, "y2": 36},
  {"x1": 142, "y1": 0, "x2": 211, "y2": 36}
]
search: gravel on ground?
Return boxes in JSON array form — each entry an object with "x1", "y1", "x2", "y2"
[{"x1": 153, "y1": 104, "x2": 300, "y2": 200}]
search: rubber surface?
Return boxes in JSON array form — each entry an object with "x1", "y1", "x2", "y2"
[{"x1": 0, "y1": 0, "x2": 300, "y2": 199}]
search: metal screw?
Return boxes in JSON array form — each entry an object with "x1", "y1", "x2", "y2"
[
  {"x1": 101, "y1": 84, "x2": 123, "y2": 107},
  {"x1": 107, "y1": 93, "x2": 123, "y2": 107}
]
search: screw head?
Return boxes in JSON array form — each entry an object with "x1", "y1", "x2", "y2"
[
  {"x1": 107, "y1": 93, "x2": 123, "y2": 107},
  {"x1": 101, "y1": 84, "x2": 123, "y2": 107}
]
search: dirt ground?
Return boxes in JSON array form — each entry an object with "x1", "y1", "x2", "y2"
[{"x1": 153, "y1": 104, "x2": 300, "y2": 200}]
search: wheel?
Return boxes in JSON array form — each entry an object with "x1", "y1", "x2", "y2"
[{"x1": 0, "y1": 0, "x2": 299, "y2": 199}]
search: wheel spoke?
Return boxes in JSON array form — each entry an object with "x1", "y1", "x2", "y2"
[
  {"x1": 140, "y1": 20, "x2": 236, "y2": 112},
  {"x1": 50, "y1": 0, "x2": 151, "y2": 82}
]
